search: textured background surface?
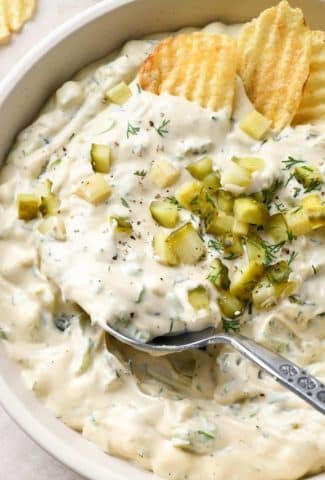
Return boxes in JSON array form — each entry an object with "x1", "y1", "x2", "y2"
[{"x1": 0, "y1": 2, "x2": 103, "y2": 477}]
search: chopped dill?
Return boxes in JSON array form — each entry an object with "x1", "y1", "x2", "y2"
[
  {"x1": 155, "y1": 118, "x2": 170, "y2": 137},
  {"x1": 263, "y1": 179, "x2": 283, "y2": 205},
  {"x1": 127, "y1": 122, "x2": 140, "y2": 138},
  {"x1": 121, "y1": 197, "x2": 130, "y2": 208},
  {"x1": 133, "y1": 169, "x2": 147, "y2": 178},
  {"x1": 208, "y1": 239, "x2": 223, "y2": 252},
  {"x1": 167, "y1": 196, "x2": 182, "y2": 210},
  {"x1": 288, "y1": 251, "x2": 298, "y2": 267},
  {"x1": 282, "y1": 156, "x2": 305, "y2": 170}
]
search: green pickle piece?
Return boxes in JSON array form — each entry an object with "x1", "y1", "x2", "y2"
[
  {"x1": 188, "y1": 286, "x2": 210, "y2": 310},
  {"x1": 150, "y1": 200, "x2": 179, "y2": 228},
  {"x1": 110, "y1": 216, "x2": 133, "y2": 234},
  {"x1": 153, "y1": 232, "x2": 179, "y2": 266},
  {"x1": 202, "y1": 172, "x2": 221, "y2": 194},
  {"x1": 230, "y1": 261, "x2": 264, "y2": 299},
  {"x1": 234, "y1": 197, "x2": 269, "y2": 225},
  {"x1": 17, "y1": 194, "x2": 40, "y2": 220},
  {"x1": 266, "y1": 261, "x2": 291, "y2": 284},
  {"x1": 207, "y1": 259, "x2": 230, "y2": 290},
  {"x1": 218, "y1": 291, "x2": 245, "y2": 319},
  {"x1": 91, "y1": 144, "x2": 111, "y2": 173},
  {"x1": 266, "y1": 213, "x2": 289, "y2": 243},
  {"x1": 166, "y1": 223, "x2": 206, "y2": 265},
  {"x1": 186, "y1": 157, "x2": 213, "y2": 180},
  {"x1": 294, "y1": 165, "x2": 323, "y2": 189}
]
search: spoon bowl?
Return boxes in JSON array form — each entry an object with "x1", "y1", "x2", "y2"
[{"x1": 104, "y1": 322, "x2": 325, "y2": 415}]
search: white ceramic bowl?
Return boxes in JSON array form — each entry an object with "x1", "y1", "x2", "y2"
[{"x1": 1, "y1": 1, "x2": 325, "y2": 479}]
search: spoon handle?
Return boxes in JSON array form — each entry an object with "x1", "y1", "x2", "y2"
[{"x1": 225, "y1": 334, "x2": 325, "y2": 414}]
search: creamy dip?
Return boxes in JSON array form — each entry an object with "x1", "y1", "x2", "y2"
[{"x1": 1, "y1": 21, "x2": 325, "y2": 480}]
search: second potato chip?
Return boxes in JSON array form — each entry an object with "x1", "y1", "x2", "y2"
[{"x1": 237, "y1": 0, "x2": 312, "y2": 131}]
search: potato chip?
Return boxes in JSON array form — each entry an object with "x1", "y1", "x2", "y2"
[
  {"x1": 293, "y1": 30, "x2": 325, "y2": 125},
  {"x1": 139, "y1": 32, "x2": 237, "y2": 114},
  {"x1": 237, "y1": 0, "x2": 311, "y2": 130},
  {"x1": 0, "y1": 0, "x2": 36, "y2": 44}
]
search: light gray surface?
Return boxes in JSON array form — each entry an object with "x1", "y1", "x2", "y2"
[{"x1": 0, "y1": 2, "x2": 101, "y2": 477}]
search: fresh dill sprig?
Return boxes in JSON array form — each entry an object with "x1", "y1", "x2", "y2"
[
  {"x1": 208, "y1": 239, "x2": 223, "y2": 252},
  {"x1": 155, "y1": 118, "x2": 170, "y2": 137},
  {"x1": 133, "y1": 170, "x2": 147, "y2": 178},
  {"x1": 312, "y1": 265, "x2": 317, "y2": 275},
  {"x1": 167, "y1": 196, "x2": 182, "y2": 210},
  {"x1": 263, "y1": 179, "x2": 283, "y2": 205},
  {"x1": 274, "y1": 201, "x2": 287, "y2": 213},
  {"x1": 282, "y1": 156, "x2": 305, "y2": 170},
  {"x1": 127, "y1": 122, "x2": 140, "y2": 138},
  {"x1": 121, "y1": 197, "x2": 130, "y2": 208},
  {"x1": 288, "y1": 251, "x2": 298, "y2": 267},
  {"x1": 260, "y1": 240, "x2": 285, "y2": 266},
  {"x1": 293, "y1": 187, "x2": 301, "y2": 198}
]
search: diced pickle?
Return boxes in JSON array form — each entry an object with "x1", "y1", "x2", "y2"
[
  {"x1": 150, "y1": 200, "x2": 179, "y2": 228},
  {"x1": 252, "y1": 279, "x2": 277, "y2": 310},
  {"x1": 233, "y1": 156, "x2": 265, "y2": 173},
  {"x1": 186, "y1": 157, "x2": 213, "y2": 180},
  {"x1": 17, "y1": 194, "x2": 40, "y2": 220},
  {"x1": 76, "y1": 174, "x2": 112, "y2": 205},
  {"x1": 206, "y1": 212, "x2": 234, "y2": 236},
  {"x1": 222, "y1": 234, "x2": 243, "y2": 258},
  {"x1": 105, "y1": 81, "x2": 132, "y2": 105},
  {"x1": 266, "y1": 260, "x2": 291, "y2": 284},
  {"x1": 284, "y1": 207, "x2": 312, "y2": 236},
  {"x1": 246, "y1": 235, "x2": 265, "y2": 264},
  {"x1": 273, "y1": 280, "x2": 297, "y2": 298},
  {"x1": 300, "y1": 194, "x2": 325, "y2": 230},
  {"x1": 176, "y1": 181, "x2": 202, "y2": 210},
  {"x1": 207, "y1": 259, "x2": 230, "y2": 290},
  {"x1": 166, "y1": 223, "x2": 206, "y2": 265},
  {"x1": 233, "y1": 219, "x2": 249, "y2": 236},
  {"x1": 215, "y1": 190, "x2": 234, "y2": 214},
  {"x1": 109, "y1": 216, "x2": 133, "y2": 234},
  {"x1": 38, "y1": 215, "x2": 66, "y2": 241},
  {"x1": 202, "y1": 172, "x2": 221, "y2": 193},
  {"x1": 294, "y1": 165, "x2": 323, "y2": 189},
  {"x1": 218, "y1": 291, "x2": 245, "y2": 318},
  {"x1": 91, "y1": 143, "x2": 111, "y2": 173},
  {"x1": 222, "y1": 161, "x2": 251, "y2": 187},
  {"x1": 40, "y1": 193, "x2": 61, "y2": 216},
  {"x1": 148, "y1": 159, "x2": 180, "y2": 188},
  {"x1": 234, "y1": 197, "x2": 269, "y2": 225},
  {"x1": 230, "y1": 261, "x2": 264, "y2": 299},
  {"x1": 266, "y1": 213, "x2": 289, "y2": 243},
  {"x1": 188, "y1": 286, "x2": 210, "y2": 310},
  {"x1": 239, "y1": 110, "x2": 271, "y2": 140},
  {"x1": 153, "y1": 232, "x2": 179, "y2": 266}
]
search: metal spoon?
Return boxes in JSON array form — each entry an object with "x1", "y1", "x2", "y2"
[{"x1": 105, "y1": 323, "x2": 325, "y2": 414}]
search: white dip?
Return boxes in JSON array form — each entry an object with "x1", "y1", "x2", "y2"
[{"x1": 0, "y1": 22, "x2": 325, "y2": 480}]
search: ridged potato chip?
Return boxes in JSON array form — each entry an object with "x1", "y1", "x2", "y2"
[
  {"x1": 0, "y1": 0, "x2": 36, "y2": 44},
  {"x1": 237, "y1": 0, "x2": 311, "y2": 130},
  {"x1": 293, "y1": 30, "x2": 325, "y2": 125},
  {"x1": 139, "y1": 32, "x2": 237, "y2": 114}
]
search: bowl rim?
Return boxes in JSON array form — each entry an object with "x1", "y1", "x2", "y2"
[{"x1": 1, "y1": 1, "x2": 325, "y2": 479}]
